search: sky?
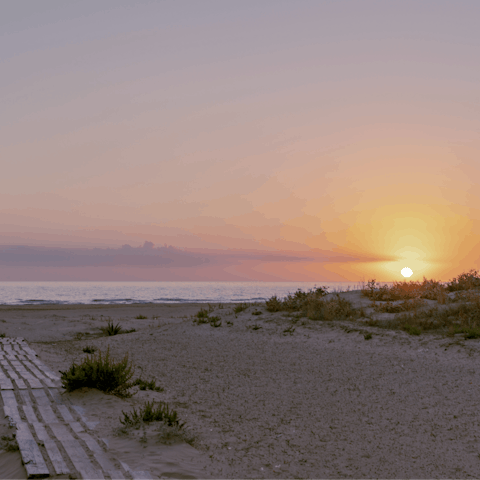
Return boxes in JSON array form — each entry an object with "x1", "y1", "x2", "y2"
[{"x1": 1, "y1": 0, "x2": 480, "y2": 282}]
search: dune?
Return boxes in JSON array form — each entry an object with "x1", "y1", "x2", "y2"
[{"x1": 0, "y1": 291, "x2": 480, "y2": 478}]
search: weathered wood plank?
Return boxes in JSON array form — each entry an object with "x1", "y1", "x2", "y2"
[
  {"x1": 78, "y1": 432, "x2": 121, "y2": 474},
  {"x1": 57, "y1": 404, "x2": 75, "y2": 422},
  {"x1": 22, "y1": 405, "x2": 39, "y2": 424},
  {"x1": 22, "y1": 360, "x2": 56, "y2": 387},
  {"x1": 19, "y1": 346, "x2": 37, "y2": 357},
  {"x1": 1, "y1": 389, "x2": 18, "y2": 408},
  {"x1": 29, "y1": 359, "x2": 61, "y2": 382},
  {"x1": 31, "y1": 388, "x2": 50, "y2": 406},
  {"x1": 0, "y1": 371, "x2": 14, "y2": 390},
  {"x1": 72, "y1": 404, "x2": 99, "y2": 430},
  {"x1": 38, "y1": 404, "x2": 59, "y2": 424},
  {"x1": 10, "y1": 364, "x2": 44, "y2": 389},
  {"x1": 6, "y1": 370, "x2": 28, "y2": 389},
  {"x1": 20, "y1": 389, "x2": 32, "y2": 405},
  {"x1": 57, "y1": 404, "x2": 85, "y2": 433},
  {"x1": 48, "y1": 388, "x2": 65, "y2": 405},
  {"x1": 50, "y1": 423, "x2": 104, "y2": 479},
  {"x1": 131, "y1": 472, "x2": 154, "y2": 480},
  {"x1": 120, "y1": 462, "x2": 153, "y2": 480},
  {"x1": 3, "y1": 405, "x2": 22, "y2": 425},
  {"x1": 32, "y1": 422, "x2": 70, "y2": 475},
  {"x1": 15, "y1": 421, "x2": 49, "y2": 478}
]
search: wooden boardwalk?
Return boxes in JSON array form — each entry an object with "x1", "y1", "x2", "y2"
[{"x1": 0, "y1": 338, "x2": 154, "y2": 479}]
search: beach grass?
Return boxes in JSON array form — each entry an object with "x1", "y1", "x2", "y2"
[
  {"x1": 120, "y1": 400, "x2": 185, "y2": 430},
  {"x1": 133, "y1": 377, "x2": 164, "y2": 392},
  {"x1": 59, "y1": 346, "x2": 136, "y2": 398},
  {"x1": 100, "y1": 318, "x2": 136, "y2": 336}
]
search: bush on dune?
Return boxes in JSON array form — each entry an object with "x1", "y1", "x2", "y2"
[{"x1": 60, "y1": 346, "x2": 136, "y2": 398}]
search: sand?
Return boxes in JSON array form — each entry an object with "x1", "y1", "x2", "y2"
[{"x1": 1, "y1": 290, "x2": 480, "y2": 478}]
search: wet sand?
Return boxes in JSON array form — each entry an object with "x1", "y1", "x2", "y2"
[{"x1": 1, "y1": 292, "x2": 480, "y2": 478}]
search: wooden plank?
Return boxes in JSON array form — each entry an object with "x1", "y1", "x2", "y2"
[
  {"x1": 120, "y1": 462, "x2": 153, "y2": 480},
  {"x1": 31, "y1": 388, "x2": 50, "y2": 406},
  {"x1": 78, "y1": 432, "x2": 121, "y2": 475},
  {"x1": 19, "y1": 346, "x2": 37, "y2": 357},
  {"x1": 50, "y1": 423, "x2": 104, "y2": 479},
  {"x1": 22, "y1": 405, "x2": 39, "y2": 424},
  {"x1": 0, "y1": 371, "x2": 14, "y2": 390},
  {"x1": 15, "y1": 421, "x2": 50, "y2": 478},
  {"x1": 1, "y1": 389, "x2": 18, "y2": 408},
  {"x1": 38, "y1": 404, "x2": 59, "y2": 424},
  {"x1": 6, "y1": 370, "x2": 28, "y2": 390},
  {"x1": 72, "y1": 405, "x2": 99, "y2": 430},
  {"x1": 131, "y1": 472, "x2": 154, "y2": 480},
  {"x1": 11, "y1": 364, "x2": 44, "y2": 388},
  {"x1": 23, "y1": 363, "x2": 56, "y2": 388},
  {"x1": 20, "y1": 389, "x2": 32, "y2": 405},
  {"x1": 57, "y1": 405, "x2": 85, "y2": 433},
  {"x1": 48, "y1": 388, "x2": 64, "y2": 405},
  {"x1": 57, "y1": 404, "x2": 74, "y2": 422},
  {"x1": 108, "y1": 469, "x2": 125, "y2": 479},
  {"x1": 29, "y1": 358, "x2": 61, "y2": 382},
  {"x1": 32, "y1": 422, "x2": 70, "y2": 475},
  {"x1": 3, "y1": 405, "x2": 22, "y2": 425},
  {"x1": 13, "y1": 377, "x2": 28, "y2": 390}
]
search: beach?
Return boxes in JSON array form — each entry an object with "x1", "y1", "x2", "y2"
[{"x1": 1, "y1": 291, "x2": 480, "y2": 478}]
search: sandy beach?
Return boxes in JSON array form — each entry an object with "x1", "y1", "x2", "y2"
[{"x1": 1, "y1": 290, "x2": 480, "y2": 478}]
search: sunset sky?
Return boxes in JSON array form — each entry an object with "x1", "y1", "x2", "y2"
[{"x1": 1, "y1": 1, "x2": 480, "y2": 282}]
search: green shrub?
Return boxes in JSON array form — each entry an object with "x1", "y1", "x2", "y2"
[
  {"x1": 0, "y1": 435, "x2": 19, "y2": 452},
  {"x1": 209, "y1": 316, "x2": 222, "y2": 327},
  {"x1": 135, "y1": 315, "x2": 148, "y2": 319},
  {"x1": 133, "y1": 378, "x2": 164, "y2": 392},
  {"x1": 83, "y1": 346, "x2": 96, "y2": 354},
  {"x1": 234, "y1": 303, "x2": 249, "y2": 314},
  {"x1": 364, "y1": 333, "x2": 372, "y2": 340},
  {"x1": 265, "y1": 286, "x2": 329, "y2": 313},
  {"x1": 196, "y1": 308, "x2": 209, "y2": 319},
  {"x1": 402, "y1": 324, "x2": 422, "y2": 336},
  {"x1": 101, "y1": 318, "x2": 123, "y2": 336},
  {"x1": 265, "y1": 295, "x2": 282, "y2": 312},
  {"x1": 120, "y1": 400, "x2": 185, "y2": 429},
  {"x1": 463, "y1": 327, "x2": 480, "y2": 339},
  {"x1": 59, "y1": 346, "x2": 136, "y2": 398}
]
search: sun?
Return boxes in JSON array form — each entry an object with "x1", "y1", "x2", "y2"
[{"x1": 401, "y1": 267, "x2": 413, "y2": 278}]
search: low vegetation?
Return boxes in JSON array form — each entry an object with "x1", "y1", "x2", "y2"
[
  {"x1": 59, "y1": 346, "x2": 136, "y2": 398},
  {"x1": 234, "y1": 303, "x2": 249, "y2": 314},
  {"x1": 263, "y1": 269, "x2": 480, "y2": 338},
  {"x1": 192, "y1": 307, "x2": 222, "y2": 327},
  {"x1": 0, "y1": 434, "x2": 19, "y2": 452},
  {"x1": 120, "y1": 400, "x2": 185, "y2": 430},
  {"x1": 100, "y1": 318, "x2": 136, "y2": 336},
  {"x1": 133, "y1": 377, "x2": 164, "y2": 392}
]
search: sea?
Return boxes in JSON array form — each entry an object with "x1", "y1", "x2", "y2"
[{"x1": 0, "y1": 281, "x2": 396, "y2": 306}]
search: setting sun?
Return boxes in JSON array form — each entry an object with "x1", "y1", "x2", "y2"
[{"x1": 401, "y1": 267, "x2": 413, "y2": 278}]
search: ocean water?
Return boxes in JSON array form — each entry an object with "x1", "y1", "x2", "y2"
[{"x1": 0, "y1": 281, "x2": 396, "y2": 306}]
